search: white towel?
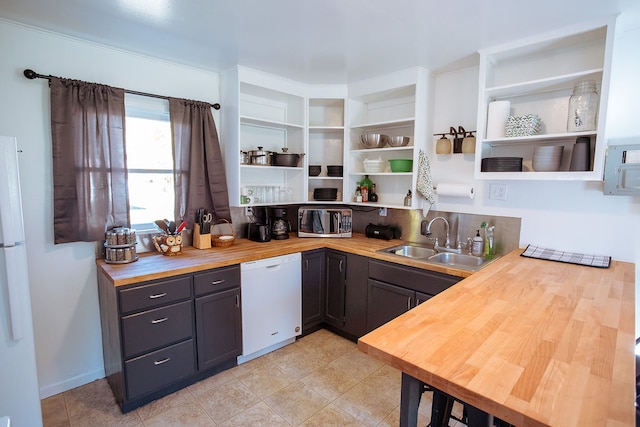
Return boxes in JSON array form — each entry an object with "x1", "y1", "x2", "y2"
[
  {"x1": 417, "y1": 150, "x2": 435, "y2": 216},
  {"x1": 417, "y1": 150, "x2": 435, "y2": 203}
]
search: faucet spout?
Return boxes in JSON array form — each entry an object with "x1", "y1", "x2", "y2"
[
  {"x1": 426, "y1": 216, "x2": 451, "y2": 248},
  {"x1": 425, "y1": 216, "x2": 463, "y2": 253}
]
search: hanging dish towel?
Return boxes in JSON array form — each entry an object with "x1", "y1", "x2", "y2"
[
  {"x1": 417, "y1": 150, "x2": 435, "y2": 215},
  {"x1": 417, "y1": 149, "x2": 435, "y2": 201}
]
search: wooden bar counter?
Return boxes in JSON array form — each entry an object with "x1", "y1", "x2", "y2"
[{"x1": 358, "y1": 249, "x2": 636, "y2": 427}]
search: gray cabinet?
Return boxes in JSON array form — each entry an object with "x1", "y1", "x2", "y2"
[
  {"x1": 302, "y1": 249, "x2": 325, "y2": 334},
  {"x1": 97, "y1": 265, "x2": 241, "y2": 413},
  {"x1": 366, "y1": 259, "x2": 460, "y2": 332},
  {"x1": 324, "y1": 249, "x2": 368, "y2": 340},
  {"x1": 194, "y1": 265, "x2": 242, "y2": 372}
]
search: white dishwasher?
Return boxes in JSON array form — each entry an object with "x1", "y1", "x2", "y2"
[{"x1": 238, "y1": 253, "x2": 301, "y2": 364}]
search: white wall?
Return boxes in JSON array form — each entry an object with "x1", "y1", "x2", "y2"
[
  {"x1": 430, "y1": 10, "x2": 640, "y2": 330},
  {"x1": 0, "y1": 19, "x2": 220, "y2": 398}
]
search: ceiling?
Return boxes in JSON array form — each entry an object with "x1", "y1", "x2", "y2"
[{"x1": 0, "y1": 0, "x2": 635, "y2": 84}]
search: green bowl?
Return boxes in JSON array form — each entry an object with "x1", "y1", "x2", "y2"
[{"x1": 389, "y1": 159, "x2": 413, "y2": 172}]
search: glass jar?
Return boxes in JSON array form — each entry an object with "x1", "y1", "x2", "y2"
[{"x1": 567, "y1": 80, "x2": 599, "y2": 132}]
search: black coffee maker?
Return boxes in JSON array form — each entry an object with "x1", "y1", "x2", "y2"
[{"x1": 270, "y1": 208, "x2": 291, "y2": 240}]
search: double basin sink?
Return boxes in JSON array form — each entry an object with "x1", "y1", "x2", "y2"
[{"x1": 379, "y1": 243, "x2": 496, "y2": 272}]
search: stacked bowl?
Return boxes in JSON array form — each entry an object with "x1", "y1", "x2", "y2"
[{"x1": 532, "y1": 145, "x2": 564, "y2": 172}]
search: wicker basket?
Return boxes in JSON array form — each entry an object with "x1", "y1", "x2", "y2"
[{"x1": 211, "y1": 219, "x2": 235, "y2": 248}]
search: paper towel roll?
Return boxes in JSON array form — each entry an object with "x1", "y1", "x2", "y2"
[
  {"x1": 435, "y1": 183, "x2": 475, "y2": 199},
  {"x1": 486, "y1": 100, "x2": 511, "y2": 139}
]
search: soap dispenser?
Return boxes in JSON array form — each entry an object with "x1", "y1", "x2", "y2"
[{"x1": 471, "y1": 230, "x2": 483, "y2": 256}]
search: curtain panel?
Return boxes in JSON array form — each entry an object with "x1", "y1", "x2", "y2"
[
  {"x1": 169, "y1": 98, "x2": 230, "y2": 226},
  {"x1": 49, "y1": 77, "x2": 129, "y2": 243}
]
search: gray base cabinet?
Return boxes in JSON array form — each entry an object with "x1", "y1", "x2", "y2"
[
  {"x1": 97, "y1": 265, "x2": 242, "y2": 413},
  {"x1": 302, "y1": 249, "x2": 325, "y2": 334},
  {"x1": 366, "y1": 259, "x2": 460, "y2": 333},
  {"x1": 323, "y1": 249, "x2": 368, "y2": 339}
]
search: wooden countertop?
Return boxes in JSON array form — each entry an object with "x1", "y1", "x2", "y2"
[
  {"x1": 358, "y1": 249, "x2": 636, "y2": 426},
  {"x1": 97, "y1": 233, "x2": 474, "y2": 286}
]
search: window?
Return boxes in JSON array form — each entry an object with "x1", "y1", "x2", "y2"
[{"x1": 124, "y1": 94, "x2": 174, "y2": 229}]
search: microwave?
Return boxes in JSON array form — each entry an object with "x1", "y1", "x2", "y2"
[{"x1": 298, "y1": 208, "x2": 352, "y2": 238}]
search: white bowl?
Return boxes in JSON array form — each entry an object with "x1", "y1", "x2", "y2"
[{"x1": 363, "y1": 157, "x2": 385, "y2": 173}]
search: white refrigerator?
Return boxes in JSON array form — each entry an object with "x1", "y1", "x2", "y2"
[{"x1": 0, "y1": 136, "x2": 43, "y2": 426}]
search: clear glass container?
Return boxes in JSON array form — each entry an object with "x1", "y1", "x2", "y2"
[{"x1": 567, "y1": 80, "x2": 599, "y2": 132}]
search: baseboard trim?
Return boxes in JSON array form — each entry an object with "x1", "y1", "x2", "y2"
[{"x1": 39, "y1": 367, "x2": 105, "y2": 399}]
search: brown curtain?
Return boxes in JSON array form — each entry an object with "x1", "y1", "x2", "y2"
[
  {"x1": 49, "y1": 77, "x2": 129, "y2": 244},
  {"x1": 169, "y1": 98, "x2": 230, "y2": 226}
]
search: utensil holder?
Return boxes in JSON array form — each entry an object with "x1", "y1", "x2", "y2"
[{"x1": 192, "y1": 223, "x2": 212, "y2": 249}]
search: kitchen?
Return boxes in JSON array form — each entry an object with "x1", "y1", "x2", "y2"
[{"x1": 0, "y1": 0, "x2": 638, "y2": 426}]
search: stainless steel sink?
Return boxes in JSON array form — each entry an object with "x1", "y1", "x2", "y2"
[
  {"x1": 378, "y1": 244, "x2": 437, "y2": 259},
  {"x1": 427, "y1": 252, "x2": 484, "y2": 268},
  {"x1": 379, "y1": 243, "x2": 496, "y2": 271}
]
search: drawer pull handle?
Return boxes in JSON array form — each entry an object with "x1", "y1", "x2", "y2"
[
  {"x1": 154, "y1": 357, "x2": 171, "y2": 365},
  {"x1": 151, "y1": 317, "x2": 168, "y2": 324},
  {"x1": 211, "y1": 279, "x2": 225, "y2": 285},
  {"x1": 149, "y1": 292, "x2": 167, "y2": 299}
]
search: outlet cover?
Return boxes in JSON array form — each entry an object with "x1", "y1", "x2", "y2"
[{"x1": 489, "y1": 184, "x2": 508, "y2": 201}]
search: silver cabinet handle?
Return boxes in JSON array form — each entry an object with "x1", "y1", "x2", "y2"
[
  {"x1": 235, "y1": 294, "x2": 240, "y2": 308},
  {"x1": 339, "y1": 260, "x2": 343, "y2": 272},
  {"x1": 149, "y1": 292, "x2": 167, "y2": 299},
  {"x1": 305, "y1": 259, "x2": 309, "y2": 270},
  {"x1": 407, "y1": 297, "x2": 411, "y2": 311},
  {"x1": 211, "y1": 279, "x2": 225, "y2": 285},
  {"x1": 151, "y1": 317, "x2": 168, "y2": 324},
  {"x1": 154, "y1": 357, "x2": 171, "y2": 365}
]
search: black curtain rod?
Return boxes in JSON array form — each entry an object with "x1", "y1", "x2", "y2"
[{"x1": 23, "y1": 69, "x2": 221, "y2": 110}]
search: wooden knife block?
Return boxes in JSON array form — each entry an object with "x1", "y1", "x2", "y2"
[{"x1": 192, "y1": 223, "x2": 211, "y2": 249}]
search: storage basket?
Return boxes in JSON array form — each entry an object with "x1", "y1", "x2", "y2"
[{"x1": 211, "y1": 219, "x2": 235, "y2": 248}]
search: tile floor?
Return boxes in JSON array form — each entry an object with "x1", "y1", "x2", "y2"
[{"x1": 41, "y1": 329, "x2": 464, "y2": 427}]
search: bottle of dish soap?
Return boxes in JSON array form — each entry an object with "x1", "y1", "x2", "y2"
[{"x1": 471, "y1": 229, "x2": 483, "y2": 256}]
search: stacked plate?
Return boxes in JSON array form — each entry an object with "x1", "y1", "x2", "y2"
[
  {"x1": 481, "y1": 157, "x2": 523, "y2": 172},
  {"x1": 313, "y1": 187, "x2": 338, "y2": 201},
  {"x1": 532, "y1": 145, "x2": 563, "y2": 172}
]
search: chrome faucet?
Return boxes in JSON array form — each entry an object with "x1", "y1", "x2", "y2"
[{"x1": 425, "y1": 216, "x2": 462, "y2": 253}]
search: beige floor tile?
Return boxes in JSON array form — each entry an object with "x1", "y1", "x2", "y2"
[
  {"x1": 298, "y1": 403, "x2": 366, "y2": 427},
  {"x1": 41, "y1": 394, "x2": 70, "y2": 427},
  {"x1": 192, "y1": 379, "x2": 261, "y2": 423},
  {"x1": 332, "y1": 371, "x2": 399, "y2": 427},
  {"x1": 299, "y1": 364, "x2": 360, "y2": 401},
  {"x1": 264, "y1": 380, "x2": 331, "y2": 426},
  {"x1": 135, "y1": 388, "x2": 197, "y2": 422},
  {"x1": 329, "y1": 348, "x2": 385, "y2": 381},
  {"x1": 217, "y1": 401, "x2": 290, "y2": 427},
  {"x1": 235, "y1": 362, "x2": 296, "y2": 399},
  {"x1": 64, "y1": 378, "x2": 141, "y2": 426},
  {"x1": 273, "y1": 346, "x2": 332, "y2": 379},
  {"x1": 141, "y1": 400, "x2": 214, "y2": 427},
  {"x1": 187, "y1": 369, "x2": 237, "y2": 397}
]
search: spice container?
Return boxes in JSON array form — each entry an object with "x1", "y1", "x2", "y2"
[{"x1": 104, "y1": 227, "x2": 138, "y2": 264}]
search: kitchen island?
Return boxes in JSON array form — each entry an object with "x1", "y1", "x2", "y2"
[{"x1": 357, "y1": 249, "x2": 636, "y2": 426}]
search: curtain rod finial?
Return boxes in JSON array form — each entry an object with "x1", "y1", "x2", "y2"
[
  {"x1": 23, "y1": 69, "x2": 38, "y2": 79},
  {"x1": 213, "y1": 103, "x2": 221, "y2": 110}
]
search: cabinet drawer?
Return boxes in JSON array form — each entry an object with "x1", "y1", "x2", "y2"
[
  {"x1": 369, "y1": 260, "x2": 459, "y2": 295},
  {"x1": 119, "y1": 276, "x2": 192, "y2": 314},
  {"x1": 122, "y1": 301, "x2": 193, "y2": 358},
  {"x1": 125, "y1": 339, "x2": 195, "y2": 400},
  {"x1": 194, "y1": 265, "x2": 240, "y2": 296}
]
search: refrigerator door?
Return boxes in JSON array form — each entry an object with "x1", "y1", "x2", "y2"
[
  {"x1": 0, "y1": 245, "x2": 42, "y2": 426},
  {"x1": 0, "y1": 136, "x2": 25, "y2": 247}
]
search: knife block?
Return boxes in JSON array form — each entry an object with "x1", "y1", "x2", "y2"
[{"x1": 192, "y1": 223, "x2": 212, "y2": 249}]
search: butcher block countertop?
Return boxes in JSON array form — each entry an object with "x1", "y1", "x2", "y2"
[
  {"x1": 97, "y1": 233, "x2": 476, "y2": 286},
  {"x1": 358, "y1": 249, "x2": 636, "y2": 427}
]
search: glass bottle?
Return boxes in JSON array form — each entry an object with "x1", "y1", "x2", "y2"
[
  {"x1": 567, "y1": 80, "x2": 599, "y2": 132},
  {"x1": 361, "y1": 175, "x2": 372, "y2": 202},
  {"x1": 369, "y1": 183, "x2": 378, "y2": 202}
]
